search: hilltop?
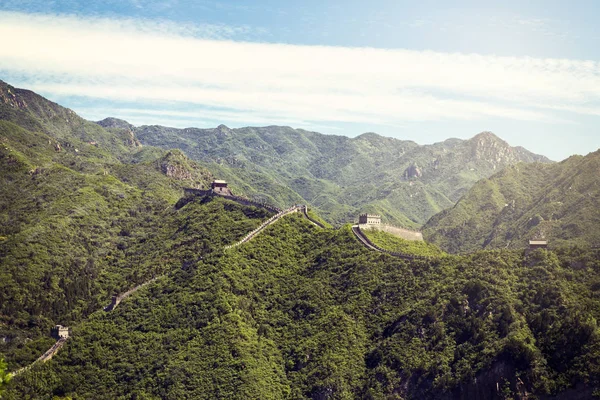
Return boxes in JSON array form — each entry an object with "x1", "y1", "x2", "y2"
[
  {"x1": 423, "y1": 150, "x2": 600, "y2": 253},
  {"x1": 131, "y1": 124, "x2": 550, "y2": 227}
]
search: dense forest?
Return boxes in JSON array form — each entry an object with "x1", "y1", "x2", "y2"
[
  {"x1": 4, "y1": 202, "x2": 600, "y2": 399},
  {"x1": 423, "y1": 151, "x2": 600, "y2": 253},
  {"x1": 2, "y1": 80, "x2": 600, "y2": 399}
]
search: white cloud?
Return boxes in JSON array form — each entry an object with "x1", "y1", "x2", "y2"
[{"x1": 1, "y1": 11, "x2": 600, "y2": 127}]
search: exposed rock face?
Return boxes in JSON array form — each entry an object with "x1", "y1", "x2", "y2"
[
  {"x1": 157, "y1": 150, "x2": 213, "y2": 185},
  {"x1": 126, "y1": 129, "x2": 142, "y2": 148},
  {"x1": 96, "y1": 118, "x2": 141, "y2": 147},
  {"x1": 468, "y1": 132, "x2": 548, "y2": 169},
  {"x1": 403, "y1": 163, "x2": 423, "y2": 179},
  {"x1": 161, "y1": 162, "x2": 193, "y2": 180},
  {"x1": 216, "y1": 124, "x2": 231, "y2": 136},
  {"x1": 0, "y1": 85, "x2": 29, "y2": 109}
]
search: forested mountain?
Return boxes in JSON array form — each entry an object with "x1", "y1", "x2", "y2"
[
  {"x1": 4, "y1": 203, "x2": 600, "y2": 399},
  {"x1": 2, "y1": 80, "x2": 600, "y2": 399},
  {"x1": 423, "y1": 151, "x2": 600, "y2": 253},
  {"x1": 131, "y1": 123, "x2": 550, "y2": 227},
  {"x1": 0, "y1": 79, "x2": 218, "y2": 367}
]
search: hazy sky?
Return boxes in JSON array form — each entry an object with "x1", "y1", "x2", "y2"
[{"x1": 1, "y1": 0, "x2": 600, "y2": 160}]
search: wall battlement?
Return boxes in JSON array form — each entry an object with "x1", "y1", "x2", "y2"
[{"x1": 184, "y1": 188, "x2": 282, "y2": 213}]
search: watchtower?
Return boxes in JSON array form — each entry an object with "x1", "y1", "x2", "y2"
[
  {"x1": 528, "y1": 240, "x2": 548, "y2": 250},
  {"x1": 51, "y1": 325, "x2": 69, "y2": 339},
  {"x1": 358, "y1": 214, "x2": 381, "y2": 225},
  {"x1": 211, "y1": 180, "x2": 232, "y2": 195}
]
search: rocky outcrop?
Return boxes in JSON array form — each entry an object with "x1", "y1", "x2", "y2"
[
  {"x1": 0, "y1": 84, "x2": 29, "y2": 109},
  {"x1": 125, "y1": 129, "x2": 142, "y2": 147},
  {"x1": 403, "y1": 163, "x2": 423, "y2": 179},
  {"x1": 468, "y1": 132, "x2": 548, "y2": 169},
  {"x1": 161, "y1": 162, "x2": 193, "y2": 180}
]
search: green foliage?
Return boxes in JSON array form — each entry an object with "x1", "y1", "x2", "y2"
[
  {"x1": 5, "y1": 211, "x2": 600, "y2": 399},
  {"x1": 1, "y1": 80, "x2": 598, "y2": 400},
  {"x1": 423, "y1": 151, "x2": 600, "y2": 253},
  {"x1": 134, "y1": 125, "x2": 549, "y2": 227},
  {"x1": 361, "y1": 228, "x2": 445, "y2": 257},
  {"x1": 0, "y1": 356, "x2": 10, "y2": 396}
]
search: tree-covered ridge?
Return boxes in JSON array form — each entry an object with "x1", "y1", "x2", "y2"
[
  {"x1": 4, "y1": 206, "x2": 600, "y2": 399},
  {"x1": 422, "y1": 150, "x2": 600, "y2": 253},
  {"x1": 133, "y1": 123, "x2": 550, "y2": 227},
  {"x1": 0, "y1": 100, "x2": 263, "y2": 376},
  {"x1": 2, "y1": 80, "x2": 599, "y2": 400}
]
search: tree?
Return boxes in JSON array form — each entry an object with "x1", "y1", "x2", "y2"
[{"x1": 0, "y1": 356, "x2": 10, "y2": 397}]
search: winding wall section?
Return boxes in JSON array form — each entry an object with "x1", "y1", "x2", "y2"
[
  {"x1": 104, "y1": 276, "x2": 160, "y2": 311},
  {"x1": 225, "y1": 205, "x2": 302, "y2": 249},
  {"x1": 351, "y1": 225, "x2": 432, "y2": 260},
  {"x1": 10, "y1": 337, "x2": 67, "y2": 377},
  {"x1": 10, "y1": 200, "x2": 324, "y2": 377}
]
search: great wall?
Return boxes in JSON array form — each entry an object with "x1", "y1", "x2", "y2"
[
  {"x1": 10, "y1": 338, "x2": 67, "y2": 377},
  {"x1": 351, "y1": 225, "x2": 431, "y2": 260},
  {"x1": 8, "y1": 182, "x2": 421, "y2": 378},
  {"x1": 103, "y1": 276, "x2": 161, "y2": 312}
]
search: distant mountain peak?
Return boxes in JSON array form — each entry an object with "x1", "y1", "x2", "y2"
[
  {"x1": 96, "y1": 117, "x2": 134, "y2": 130},
  {"x1": 471, "y1": 131, "x2": 501, "y2": 140},
  {"x1": 356, "y1": 132, "x2": 381, "y2": 139},
  {"x1": 474, "y1": 131, "x2": 504, "y2": 144}
]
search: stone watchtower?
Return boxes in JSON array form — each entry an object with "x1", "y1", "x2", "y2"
[
  {"x1": 211, "y1": 180, "x2": 232, "y2": 195},
  {"x1": 51, "y1": 325, "x2": 69, "y2": 340},
  {"x1": 528, "y1": 240, "x2": 548, "y2": 250},
  {"x1": 358, "y1": 214, "x2": 381, "y2": 225}
]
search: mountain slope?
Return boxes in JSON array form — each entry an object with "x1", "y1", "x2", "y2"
[
  {"x1": 0, "y1": 85, "x2": 221, "y2": 362},
  {"x1": 4, "y1": 206, "x2": 600, "y2": 399},
  {"x1": 422, "y1": 150, "x2": 600, "y2": 253},
  {"x1": 1, "y1": 81, "x2": 599, "y2": 399},
  {"x1": 133, "y1": 125, "x2": 550, "y2": 227},
  {"x1": 0, "y1": 81, "x2": 141, "y2": 160}
]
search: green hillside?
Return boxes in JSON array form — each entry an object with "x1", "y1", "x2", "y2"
[
  {"x1": 2, "y1": 80, "x2": 599, "y2": 399},
  {"x1": 133, "y1": 124, "x2": 550, "y2": 228},
  {"x1": 4, "y1": 204, "x2": 600, "y2": 399},
  {"x1": 422, "y1": 151, "x2": 600, "y2": 253},
  {"x1": 0, "y1": 81, "x2": 227, "y2": 368}
]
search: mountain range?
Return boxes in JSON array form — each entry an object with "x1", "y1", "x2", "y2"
[
  {"x1": 423, "y1": 150, "x2": 600, "y2": 253},
  {"x1": 2, "y1": 79, "x2": 600, "y2": 399},
  {"x1": 126, "y1": 121, "x2": 550, "y2": 227}
]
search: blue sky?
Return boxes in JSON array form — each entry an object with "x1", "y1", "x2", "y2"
[{"x1": 1, "y1": 0, "x2": 600, "y2": 160}]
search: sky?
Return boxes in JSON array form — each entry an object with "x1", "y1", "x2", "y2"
[{"x1": 1, "y1": 1, "x2": 600, "y2": 160}]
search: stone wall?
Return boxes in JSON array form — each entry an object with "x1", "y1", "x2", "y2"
[
  {"x1": 183, "y1": 188, "x2": 282, "y2": 213},
  {"x1": 358, "y1": 224, "x2": 423, "y2": 241},
  {"x1": 352, "y1": 225, "x2": 430, "y2": 260}
]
